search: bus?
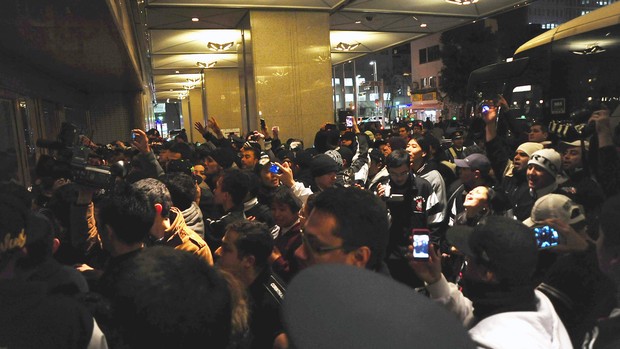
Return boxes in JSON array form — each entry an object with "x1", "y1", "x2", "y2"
[{"x1": 468, "y1": 2, "x2": 620, "y2": 133}]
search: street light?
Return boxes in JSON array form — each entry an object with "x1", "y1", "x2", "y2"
[{"x1": 370, "y1": 60, "x2": 378, "y2": 115}]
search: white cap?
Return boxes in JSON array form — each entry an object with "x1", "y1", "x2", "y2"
[{"x1": 523, "y1": 194, "x2": 585, "y2": 227}]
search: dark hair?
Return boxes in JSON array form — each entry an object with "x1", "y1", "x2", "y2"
[
  {"x1": 220, "y1": 169, "x2": 250, "y2": 206},
  {"x1": 241, "y1": 145, "x2": 260, "y2": 160},
  {"x1": 163, "y1": 172, "x2": 197, "y2": 211},
  {"x1": 271, "y1": 186, "x2": 302, "y2": 214},
  {"x1": 312, "y1": 187, "x2": 389, "y2": 270},
  {"x1": 110, "y1": 247, "x2": 231, "y2": 349},
  {"x1": 387, "y1": 136, "x2": 407, "y2": 150},
  {"x1": 411, "y1": 135, "x2": 431, "y2": 161},
  {"x1": 385, "y1": 149, "x2": 410, "y2": 169},
  {"x1": 530, "y1": 121, "x2": 548, "y2": 133},
  {"x1": 131, "y1": 178, "x2": 173, "y2": 218},
  {"x1": 99, "y1": 184, "x2": 154, "y2": 245},
  {"x1": 170, "y1": 142, "x2": 194, "y2": 161},
  {"x1": 374, "y1": 139, "x2": 388, "y2": 148},
  {"x1": 226, "y1": 220, "x2": 273, "y2": 268}
]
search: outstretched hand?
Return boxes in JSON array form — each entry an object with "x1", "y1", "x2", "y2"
[
  {"x1": 408, "y1": 243, "x2": 443, "y2": 285},
  {"x1": 194, "y1": 121, "x2": 207, "y2": 136},
  {"x1": 131, "y1": 129, "x2": 150, "y2": 154},
  {"x1": 277, "y1": 162, "x2": 295, "y2": 188}
]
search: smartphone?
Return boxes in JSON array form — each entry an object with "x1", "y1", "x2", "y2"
[
  {"x1": 269, "y1": 163, "x2": 281, "y2": 174},
  {"x1": 533, "y1": 225, "x2": 560, "y2": 249},
  {"x1": 345, "y1": 115, "x2": 353, "y2": 127},
  {"x1": 260, "y1": 118, "x2": 266, "y2": 129},
  {"x1": 131, "y1": 132, "x2": 136, "y2": 141},
  {"x1": 412, "y1": 228, "x2": 431, "y2": 260},
  {"x1": 481, "y1": 104, "x2": 490, "y2": 113}
]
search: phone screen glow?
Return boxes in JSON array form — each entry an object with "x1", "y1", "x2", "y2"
[
  {"x1": 533, "y1": 226, "x2": 559, "y2": 249},
  {"x1": 413, "y1": 234, "x2": 430, "y2": 259}
]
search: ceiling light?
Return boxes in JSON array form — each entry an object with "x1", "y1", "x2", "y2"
[
  {"x1": 445, "y1": 0, "x2": 479, "y2": 5},
  {"x1": 420, "y1": 23, "x2": 427, "y2": 28},
  {"x1": 355, "y1": 20, "x2": 362, "y2": 24},
  {"x1": 196, "y1": 61, "x2": 217, "y2": 68},
  {"x1": 175, "y1": 71, "x2": 180, "y2": 74},
  {"x1": 191, "y1": 17, "x2": 199, "y2": 22},
  {"x1": 206, "y1": 42, "x2": 234, "y2": 51},
  {"x1": 335, "y1": 42, "x2": 360, "y2": 51},
  {"x1": 273, "y1": 71, "x2": 289, "y2": 77}
]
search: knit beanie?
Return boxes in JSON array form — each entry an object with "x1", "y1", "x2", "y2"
[
  {"x1": 324, "y1": 149, "x2": 344, "y2": 169},
  {"x1": 310, "y1": 154, "x2": 339, "y2": 177},
  {"x1": 209, "y1": 148, "x2": 236, "y2": 169},
  {"x1": 517, "y1": 142, "x2": 544, "y2": 157},
  {"x1": 528, "y1": 149, "x2": 567, "y2": 182}
]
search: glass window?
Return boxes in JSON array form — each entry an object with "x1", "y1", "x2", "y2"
[
  {"x1": 419, "y1": 48, "x2": 427, "y2": 64},
  {"x1": 427, "y1": 45, "x2": 441, "y2": 62}
]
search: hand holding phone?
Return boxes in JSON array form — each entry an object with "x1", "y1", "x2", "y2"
[
  {"x1": 412, "y1": 228, "x2": 431, "y2": 261},
  {"x1": 260, "y1": 118, "x2": 266, "y2": 129}
]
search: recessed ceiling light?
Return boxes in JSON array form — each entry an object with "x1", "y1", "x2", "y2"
[
  {"x1": 175, "y1": 71, "x2": 180, "y2": 74},
  {"x1": 445, "y1": 0, "x2": 479, "y2": 4},
  {"x1": 191, "y1": 17, "x2": 199, "y2": 22},
  {"x1": 355, "y1": 20, "x2": 362, "y2": 24},
  {"x1": 207, "y1": 42, "x2": 234, "y2": 51},
  {"x1": 334, "y1": 42, "x2": 360, "y2": 51},
  {"x1": 420, "y1": 23, "x2": 427, "y2": 28},
  {"x1": 196, "y1": 61, "x2": 217, "y2": 68}
]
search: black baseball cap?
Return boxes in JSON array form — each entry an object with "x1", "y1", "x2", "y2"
[{"x1": 447, "y1": 216, "x2": 538, "y2": 285}]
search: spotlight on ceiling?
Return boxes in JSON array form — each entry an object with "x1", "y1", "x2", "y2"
[
  {"x1": 334, "y1": 42, "x2": 360, "y2": 51},
  {"x1": 206, "y1": 42, "x2": 234, "y2": 51},
  {"x1": 445, "y1": 0, "x2": 479, "y2": 4},
  {"x1": 196, "y1": 61, "x2": 217, "y2": 68}
]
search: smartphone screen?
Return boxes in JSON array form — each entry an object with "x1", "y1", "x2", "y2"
[
  {"x1": 412, "y1": 229, "x2": 430, "y2": 260},
  {"x1": 533, "y1": 225, "x2": 560, "y2": 249},
  {"x1": 345, "y1": 116, "x2": 353, "y2": 127},
  {"x1": 269, "y1": 163, "x2": 281, "y2": 174}
]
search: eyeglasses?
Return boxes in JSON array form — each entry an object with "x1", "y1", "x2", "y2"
[{"x1": 300, "y1": 229, "x2": 347, "y2": 255}]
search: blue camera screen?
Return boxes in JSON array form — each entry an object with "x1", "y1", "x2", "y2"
[{"x1": 533, "y1": 225, "x2": 559, "y2": 249}]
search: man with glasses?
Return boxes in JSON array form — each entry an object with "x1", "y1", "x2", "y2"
[
  {"x1": 294, "y1": 186, "x2": 389, "y2": 273},
  {"x1": 374, "y1": 149, "x2": 441, "y2": 288}
]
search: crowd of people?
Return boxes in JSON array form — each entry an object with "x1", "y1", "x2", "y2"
[{"x1": 1, "y1": 102, "x2": 620, "y2": 348}]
